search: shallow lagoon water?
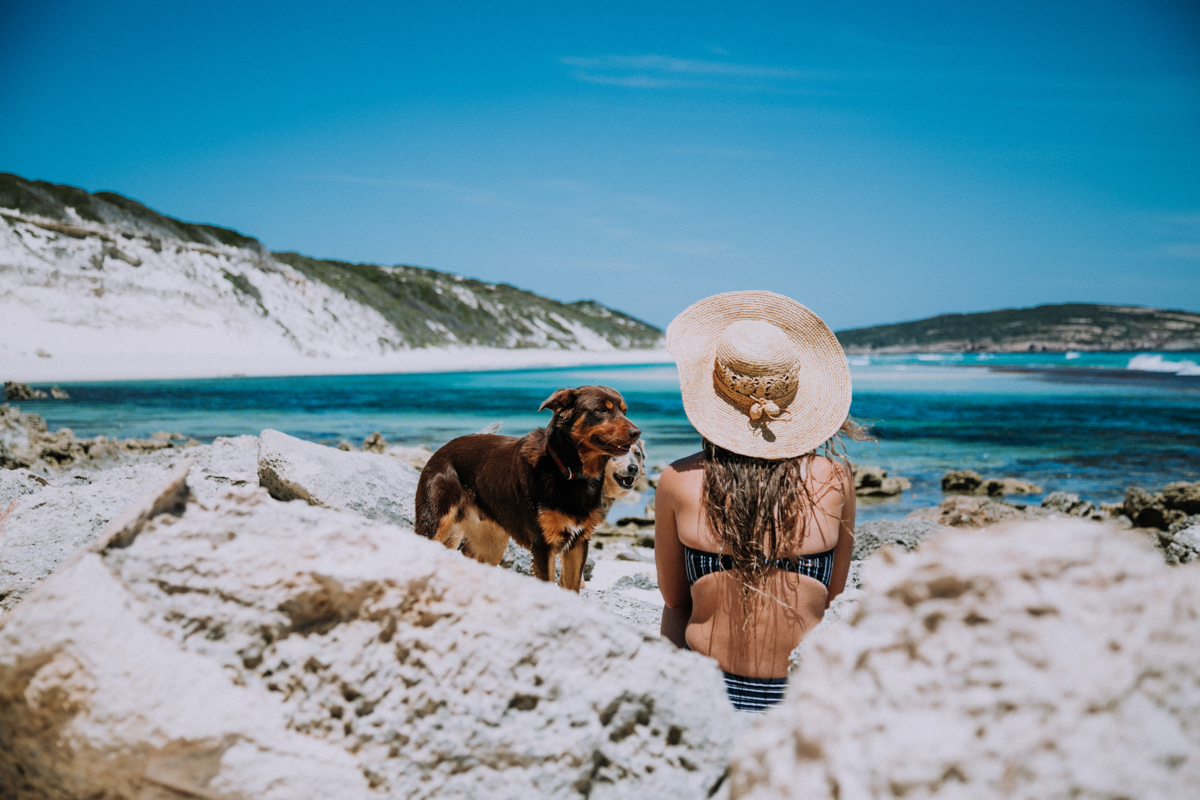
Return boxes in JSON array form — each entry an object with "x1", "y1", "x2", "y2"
[{"x1": 18, "y1": 353, "x2": 1200, "y2": 522}]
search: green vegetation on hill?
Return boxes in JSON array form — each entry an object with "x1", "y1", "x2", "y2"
[
  {"x1": 273, "y1": 252, "x2": 661, "y2": 349},
  {"x1": 836, "y1": 303, "x2": 1200, "y2": 353},
  {"x1": 0, "y1": 173, "x2": 259, "y2": 249}
]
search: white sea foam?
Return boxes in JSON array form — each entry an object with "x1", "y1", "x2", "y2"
[
  {"x1": 848, "y1": 356, "x2": 871, "y2": 366},
  {"x1": 1065, "y1": 351, "x2": 1081, "y2": 360},
  {"x1": 915, "y1": 354, "x2": 964, "y2": 362},
  {"x1": 1127, "y1": 354, "x2": 1200, "y2": 376}
]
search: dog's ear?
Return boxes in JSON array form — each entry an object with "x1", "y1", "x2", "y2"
[{"x1": 539, "y1": 388, "x2": 577, "y2": 414}]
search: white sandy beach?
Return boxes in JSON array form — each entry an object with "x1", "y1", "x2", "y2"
[{"x1": 0, "y1": 301, "x2": 671, "y2": 382}]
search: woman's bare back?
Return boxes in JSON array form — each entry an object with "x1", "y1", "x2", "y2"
[{"x1": 655, "y1": 452, "x2": 855, "y2": 678}]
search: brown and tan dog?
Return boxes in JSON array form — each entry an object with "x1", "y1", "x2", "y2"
[{"x1": 414, "y1": 385, "x2": 640, "y2": 591}]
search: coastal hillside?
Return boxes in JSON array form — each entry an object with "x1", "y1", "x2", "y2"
[
  {"x1": 836, "y1": 303, "x2": 1200, "y2": 353},
  {"x1": 0, "y1": 173, "x2": 661, "y2": 379}
]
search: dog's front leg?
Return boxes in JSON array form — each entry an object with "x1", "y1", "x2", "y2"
[
  {"x1": 558, "y1": 538, "x2": 589, "y2": 592},
  {"x1": 530, "y1": 543, "x2": 554, "y2": 582}
]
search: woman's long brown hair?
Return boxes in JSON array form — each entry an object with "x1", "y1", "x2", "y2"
[{"x1": 700, "y1": 419, "x2": 871, "y2": 614}]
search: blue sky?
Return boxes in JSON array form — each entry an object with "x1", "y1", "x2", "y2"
[{"x1": 2, "y1": 0, "x2": 1198, "y2": 331}]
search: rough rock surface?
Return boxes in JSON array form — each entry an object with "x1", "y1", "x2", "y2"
[
  {"x1": 0, "y1": 481, "x2": 734, "y2": 799},
  {"x1": 386, "y1": 444, "x2": 434, "y2": 470},
  {"x1": 4, "y1": 382, "x2": 46, "y2": 401},
  {"x1": 1156, "y1": 517, "x2": 1200, "y2": 565},
  {"x1": 940, "y1": 469, "x2": 983, "y2": 493},
  {"x1": 1163, "y1": 481, "x2": 1200, "y2": 515},
  {"x1": 361, "y1": 431, "x2": 388, "y2": 454},
  {"x1": 731, "y1": 519, "x2": 1200, "y2": 799},
  {"x1": 0, "y1": 453, "x2": 184, "y2": 610},
  {"x1": 906, "y1": 495, "x2": 1046, "y2": 528},
  {"x1": 851, "y1": 519, "x2": 949, "y2": 560},
  {"x1": 0, "y1": 468, "x2": 46, "y2": 510},
  {"x1": 1041, "y1": 490, "x2": 1100, "y2": 518},
  {"x1": 258, "y1": 428, "x2": 419, "y2": 528},
  {"x1": 188, "y1": 434, "x2": 261, "y2": 504},
  {"x1": 1, "y1": 404, "x2": 193, "y2": 474},
  {"x1": 852, "y1": 464, "x2": 911, "y2": 497},
  {"x1": 941, "y1": 469, "x2": 1042, "y2": 496},
  {"x1": 1123, "y1": 486, "x2": 1190, "y2": 531}
]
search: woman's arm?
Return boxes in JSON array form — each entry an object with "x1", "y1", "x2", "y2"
[
  {"x1": 655, "y1": 465, "x2": 692, "y2": 647},
  {"x1": 825, "y1": 461, "x2": 856, "y2": 608}
]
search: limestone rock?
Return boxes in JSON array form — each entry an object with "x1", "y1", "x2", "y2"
[
  {"x1": 0, "y1": 468, "x2": 47, "y2": 510},
  {"x1": 941, "y1": 469, "x2": 1042, "y2": 496},
  {"x1": 1157, "y1": 516, "x2": 1200, "y2": 565},
  {"x1": 980, "y1": 476, "x2": 1043, "y2": 496},
  {"x1": 1041, "y1": 490, "x2": 1098, "y2": 518},
  {"x1": 940, "y1": 469, "x2": 982, "y2": 493},
  {"x1": 907, "y1": 495, "x2": 1043, "y2": 528},
  {"x1": 386, "y1": 443, "x2": 434, "y2": 470},
  {"x1": 257, "y1": 428, "x2": 419, "y2": 528},
  {"x1": 853, "y1": 464, "x2": 911, "y2": 497},
  {"x1": 361, "y1": 431, "x2": 388, "y2": 454},
  {"x1": 189, "y1": 435, "x2": 261, "y2": 504},
  {"x1": 1163, "y1": 481, "x2": 1200, "y2": 515},
  {"x1": 49, "y1": 385, "x2": 70, "y2": 400},
  {"x1": 0, "y1": 404, "x2": 192, "y2": 474},
  {"x1": 1, "y1": 480, "x2": 734, "y2": 798},
  {"x1": 730, "y1": 520, "x2": 1200, "y2": 799},
  {"x1": 0, "y1": 454, "x2": 185, "y2": 610},
  {"x1": 4, "y1": 382, "x2": 46, "y2": 401},
  {"x1": 851, "y1": 519, "x2": 948, "y2": 560},
  {"x1": 582, "y1": 589, "x2": 663, "y2": 634},
  {"x1": 1123, "y1": 487, "x2": 1181, "y2": 530}
]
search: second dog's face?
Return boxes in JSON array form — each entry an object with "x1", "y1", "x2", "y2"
[
  {"x1": 540, "y1": 385, "x2": 641, "y2": 463},
  {"x1": 607, "y1": 438, "x2": 646, "y2": 491}
]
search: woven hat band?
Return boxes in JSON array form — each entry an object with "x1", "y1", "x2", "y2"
[
  {"x1": 710, "y1": 320, "x2": 801, "y2": 421},
  {"x1": 713, "y1": 363, "x2": 799, "y2": 417}
]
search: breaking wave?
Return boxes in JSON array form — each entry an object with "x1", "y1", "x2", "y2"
[{"x1": 1127, "y1": 354, "x2": 1200, "y2": 376}]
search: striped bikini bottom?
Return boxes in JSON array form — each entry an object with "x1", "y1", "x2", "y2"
[
  {"x1": 721, "y1": 671, "x2": 787, "y2": 713},
  {"x1": 682, "y1": 644, "x2": 788, "y2": 712}
]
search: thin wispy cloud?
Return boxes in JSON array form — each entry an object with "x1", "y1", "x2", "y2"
[{"x1": 559, "y1": 54, "x2": 832, "y2": 92}]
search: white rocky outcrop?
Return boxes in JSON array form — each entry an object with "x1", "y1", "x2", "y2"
[
  {"x1": 0, "y1": 436, "x2": 260, "y2": 611},
  {"x1": 0, "y1": 455, "x2": 181, "y2": 610},
  {"x1": 730, "y1": 519, "x2": 1200, "y2": 799},
  {"x1": 0, "y1": 468, "x2": 734, "y2": 798},
  {"x1": 258, "y1": 429, "x2": 419, "y2": 528}
]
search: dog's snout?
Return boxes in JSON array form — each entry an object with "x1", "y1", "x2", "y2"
[
  {"x1": 628, "y1": 427, "x2": 641, "y2": 443},
  {"x1": 628, "y1": 462, "x2": 640, "y2": 475}
]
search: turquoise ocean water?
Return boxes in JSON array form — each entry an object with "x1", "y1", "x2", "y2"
[{"x1": 14, "y1": 351, "x2": 1200, "y2": 523}]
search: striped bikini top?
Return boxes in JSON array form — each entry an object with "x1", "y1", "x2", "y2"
[{"x1": 682, "y1": 544, "x2": 835, "y2": 588}]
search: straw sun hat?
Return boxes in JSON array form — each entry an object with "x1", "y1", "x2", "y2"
[{"x1": 666, "y1": 290, "x2": 852, "y2": 460}]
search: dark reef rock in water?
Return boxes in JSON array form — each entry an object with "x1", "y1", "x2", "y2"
[
  {"x1": 852, "y1": 463, "x2": 911, "y2": 497},
  {"x1": 4, "y1": 382, "x2": 46, "y2": 401},
  {"x1": 942, "y1": 469, "x2": 1042, "y2": 496}
]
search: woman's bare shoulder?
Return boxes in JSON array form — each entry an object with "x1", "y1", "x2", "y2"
[
  {"x1": 666, "y1": 451, "x2": 704, "y2": 474},
  {"x1": 659, "y1": 452, "x2": 703, "y2": 491},
  {"x1": 809, "y1": 455, "x2": 854, "y2": 484}
]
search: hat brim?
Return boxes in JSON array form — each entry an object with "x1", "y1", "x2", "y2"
[{"x1": 666, "y1": 291, "x2": 852, "y2": 459}]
